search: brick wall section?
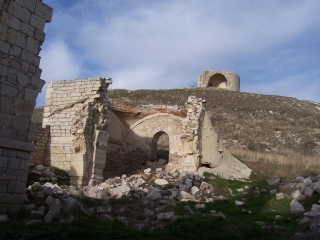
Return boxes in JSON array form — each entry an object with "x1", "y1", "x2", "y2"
[
  {"x1": 29, "y1": 124, "x2": 49, "y2": 166},
  {"x1": 0, "y1": 0, "x2": 52, "y2": 213}
]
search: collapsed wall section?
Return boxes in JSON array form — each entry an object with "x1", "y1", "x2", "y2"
[
  {"x1": 0, "y1": 0, "x2": 52, "y2": 213},
  {"x1": 43, "y1": 77, "x2": 112, "y2": 185}
]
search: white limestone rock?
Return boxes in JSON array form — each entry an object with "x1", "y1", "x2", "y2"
[
  {"x1": 178, "y1": 191, "x2": 195, "y2": 200},
  {"x1": 195, "y1": 204, "x2": 205, "y2": 209},
  {"x1": 154, "y1": 179, "x2": 169, "y2": 186},
  {"x1": 291, "y1": 190, "x2": 302, "y2": 199},
  {"x1": 109, "y1": 185, "x2": 131, "y2": 198}
]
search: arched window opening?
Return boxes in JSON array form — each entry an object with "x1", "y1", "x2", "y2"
[
  {"x1": 207, "y1": 73, "x2": 228, "y2": 88},
  {"x1": 151, "y1": 131, "x2": 169, "y2": 163}
]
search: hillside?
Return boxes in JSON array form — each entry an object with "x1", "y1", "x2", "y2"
[
  {"x1": 106, "y1": 88, "x2": 320, "y2": 175},
  {"x1": 34, "y1": 87, "x2": 320, "y2": 176}
]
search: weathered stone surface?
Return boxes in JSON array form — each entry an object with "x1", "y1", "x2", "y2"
[
  {"x1": 61, "y1": 197, "x2": 81, "y2": 213},
  {"x1": 43, "y1": 211, "x2": 56, "y2": 223}
]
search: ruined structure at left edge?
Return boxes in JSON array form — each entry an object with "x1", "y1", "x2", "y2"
[{"x1": 31, "y1": 72, "x2": 250, "y2": 186}]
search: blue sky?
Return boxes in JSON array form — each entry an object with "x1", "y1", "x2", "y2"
[{"x1": 38, "y1": 0, "x2": 320, "y2": 105}]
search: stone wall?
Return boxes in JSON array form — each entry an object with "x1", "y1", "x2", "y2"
[
  {"x1": 42, "y1": 77, "x2": 112, "y2": 185},
  {"x1": 30, "y1": 124, "x2": 49, "y2": 166},
  {"x1": 198, "y1": 70, "x2": 240, "y2": 91},
  {"x1": 0, "y1": 0, "x2": 52, "y2": 213}
]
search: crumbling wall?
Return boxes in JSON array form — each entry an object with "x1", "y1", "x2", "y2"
[
  {"x1": 198, "y1": 70, "x2": 240, "y2": 91},
  {"x1": 42, "y1": 77, "x2": 112, "y2": 185},
  {"x1": 0, "y1": 0, "x2": 52, "y2": 213},
  {"x1": 30, "y1": 124, "x2": 49, "y2": 165},
  {"x1": 180, "y1": 96, "x2": 205, "y2": 172}
]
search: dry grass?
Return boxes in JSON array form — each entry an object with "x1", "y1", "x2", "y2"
[{"x1": 230, "y1": 147, "x2": 320, "y2": 178}]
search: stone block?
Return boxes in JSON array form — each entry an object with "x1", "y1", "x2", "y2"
[
  {"x1": 35, "y1": 1, "x2": 53, "y2": 22},
  {"x1": 22, "y1": 0, "x2": 37, "y2": 12},
  {"x1": 11, "y1": 115, "x2": 30, "y2": 131},
  {"x1": 0, "y1": 179, "x2": 8, "y2": 193},
  {"x1": 7, "y1": 180, "x2": 25, "y2": 194},
  {"x1": 1, "y1": 12, "x2": 21, "y2": 30},
  {"x1": 5, "y1": 193, "x2": 25, "y2": 204},
  {"x1": 0, "y1": 156, "x2": 8, "y2": 168},
  {"x1": 26, "y1": 37, "x2": 39, "y2": 55},
  {"x1": 21, "y1": 49, "x2": 36, "y2": 65},
  {"x1": 0, "y1": 23, "x2": 8, "y2": 41},
  {"x1": 8, "y1": 1, "x2": 31, "y2": 23},
  {"x1": 16, "y1": 169, "x2": 28, "y2": 181},
  {"x1": 20, "y1": 159, "x2": 29, "y2": 170},
  {"x1": 0, "y1": 64, "x2": 7, "y2": 76},
  {"x1": 0, "y1": 39, "x2": 10, "y2": 53},
  {"x1": 24, "y1": 88, "x2": 39, "y2": 101},
  {"x1": 0, "y1": 129, "x2": 16, "y2": 141},
  {"x1": 14, "y1": 99, "x2": 35, "y2": 117},
  {"x1": 7, "y1": 28, "x2": 27, "y2": 48},
  {"x1": 0, "y1": 113, "x2": 11, "y2": 127},
  {"x1": 7, "y1": 156, "x2": 21, "y2": 169},
  {"x1": 21, "y1": 22, "x2": 34, "y2": 36},
  {"x1": 9, "y1": 45, "x2": 21, "y2": 56},
  {"x1": 34, "y1": 29, "x2": 45, "y2": 42},
  {"x1": 30, "y1": 14, "x2": 45, "y2": 30},
  {"x1": 17, "y1": 71, "x2": 30, "y2": 86},
  {"x1": 0, "y1": 82, "x2": 18, "y2": 97}
]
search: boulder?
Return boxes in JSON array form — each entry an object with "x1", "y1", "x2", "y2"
[
  {"x1": 146, "y1": 189, "x2": 162, "y2": 200},
  {"x1": 303, "y1": 177, "x2": 313, "y2": 186},
  {"x1": 43, "y1": 211, "x2": 56, "y2": 223},
  {"x1": 267, "y1": 176, "x2": 281, "y2": 186},
  {"x1": 305, "y1": 187, "x2": 314, "y2": 197},
  {"x1": 184, "y1": 206, "x2": 195, "y2": 215},
  {"x1": 195, "y1": 204, "x2": 205, "y2": 209},
  {"x1": 290, "y1": 201, "x2": 305, "y2": 214},
  {"x1": 61, "y1": 197, "x2": 81, "y2": 213},
  {"x1": 311, "y1": 204, "x2": 320, "y2": 212},
  {"x1": 312, "y1": 182, "x2": 320, "y2": 193}
]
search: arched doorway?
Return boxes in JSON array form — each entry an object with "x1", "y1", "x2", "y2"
[
  {"x1": 151, "y1": 131, "x2": 169, "y2": 163},
  {"x1": 207, "y1": 73, "x2": 228, "y2": 88}
]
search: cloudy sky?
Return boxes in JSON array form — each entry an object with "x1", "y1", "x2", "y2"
[{"x1": 38, "y1": 0, "x2": 320, "y2": 105}]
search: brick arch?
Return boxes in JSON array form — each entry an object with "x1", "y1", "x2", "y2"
[{"x1": 125, "y1": 113, "x2": 184, "y2": 159}]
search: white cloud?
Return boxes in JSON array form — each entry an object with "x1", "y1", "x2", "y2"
[
  {"x1": 37, "y1": 40, "x2": 82, "y2": 105},
  {"x1": 37, "y1": 0, "x2": 320, "y2": 104}
]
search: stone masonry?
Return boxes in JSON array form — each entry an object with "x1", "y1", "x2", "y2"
[
  {"x1": 29, "y1": 124, "x2": 49, "y2": 165},
  {"x1": 0, "y1": 0, "x2": 52, "y2": 213},
  {"x1": 198, "y1": 70, "x2": 240, "y2": 92},
  {"x1": 42, "y1": 77, "x2": 112, "y2": 186}
]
